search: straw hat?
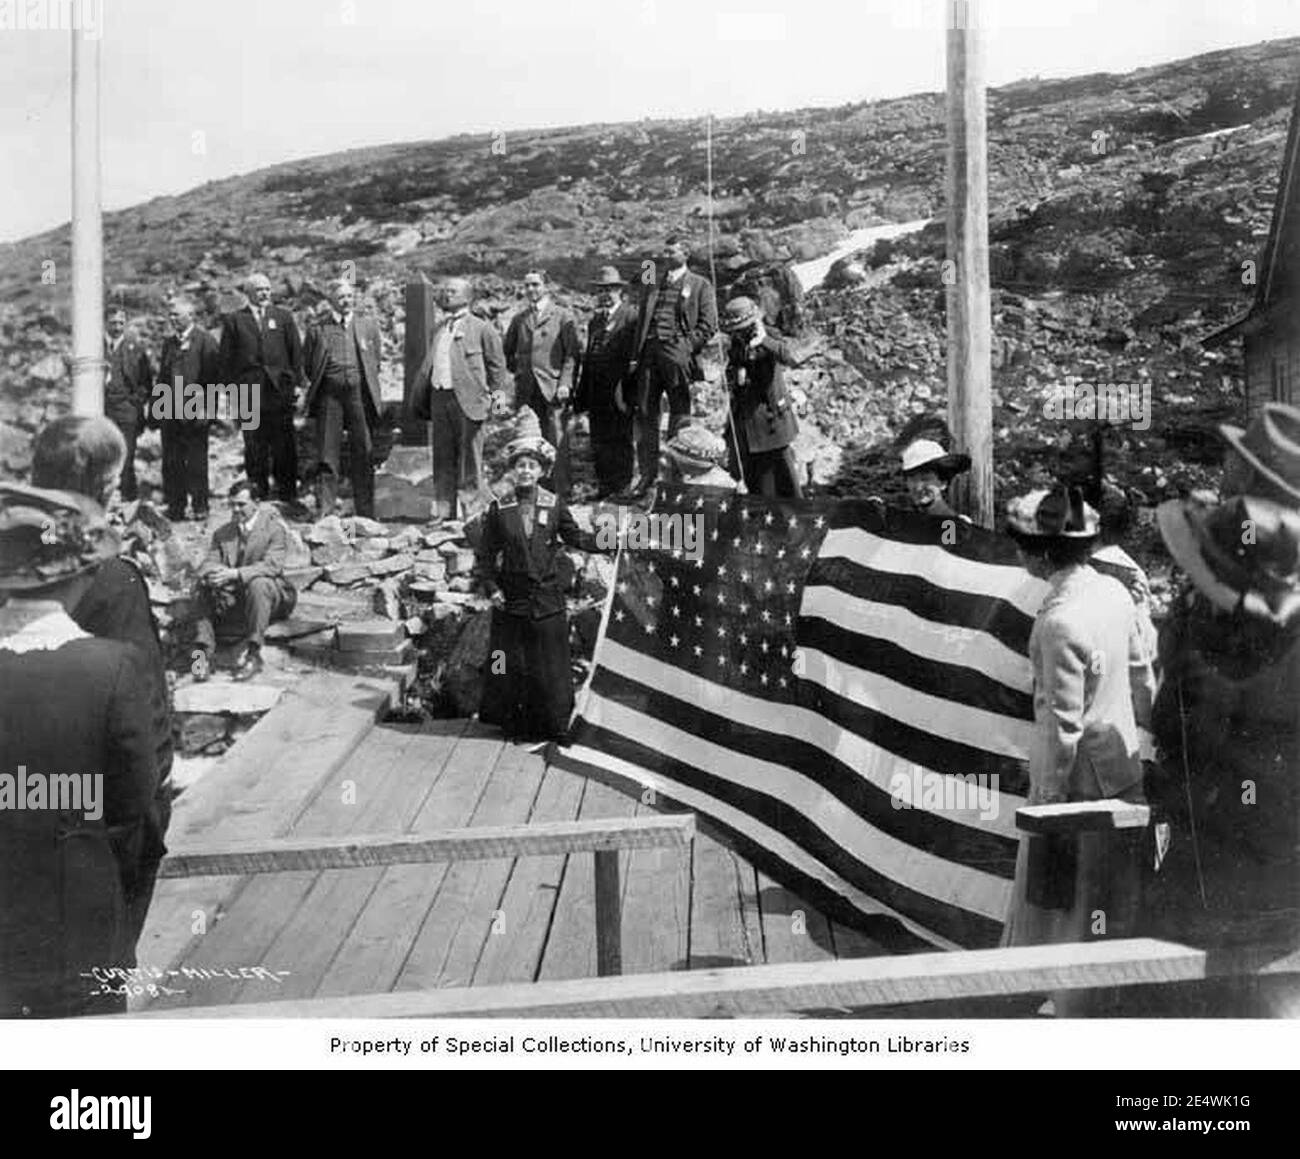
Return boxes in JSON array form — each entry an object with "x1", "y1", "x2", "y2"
[
  {"x1": 0, "y1": 482, "x2": 119, "y2": 592},
  {"x1": 503, "y1": 409, "x2": 555, "y2": 470},
  {"x1": 1157, "y1": 493, "x2": 1300, "y2": 623},
  {"x1": 665, "y1": 425, "x2": 728, "y2": 472},
  {"x1": 1005, "y1": 484, "x2": 1100, "y2": 540},
  {"x1": 720, "y1": 296, "x2": 763, "y2": 332},
  {"x1": 1219, "y1": 403, "x2": 1300, "y2": 506},
  {"x1": 900, "y1": 438, "x2": 971, "y2": 480}
]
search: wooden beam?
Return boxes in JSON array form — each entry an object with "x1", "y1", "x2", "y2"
[
  {"x1": 159, "y1": 815, "x2": 696, "y2": 878},
  {"x1": 70, "y1": 26, "x2": 105, "y2": 416},
  {"x1": 1016, "y1": 800, "x2": 1151, "y2": 835},
  {"x1": 593, "y1": 849, "x2": 622, "y2": 977},
  {"x1": 123, "y1": 938, "x2": 1300, "y2": 1020},
  {"x1": 944, "y1": 0, "x2": 993, "y2": 527}
]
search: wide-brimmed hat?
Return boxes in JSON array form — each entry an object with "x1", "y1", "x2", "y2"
[
  {"x1": 1158, "y1": 493, "x2": 1300, "y2": 623},
  {"x1": 1219, "y1": 403, "x2": 1300, "y2": 506},
  {"x1": 900, "y1": 437, "x2": 971, "y2": 480},
  {"x1": 503, "y1": 409, "x2": 555, "y2": 470},
  {"x1": 665, "y1": 424, "x2": 728, "y2": 471},
  {"x1": 720, "y1": 296, "x2": 762, "y2": 332},
  {"x1": 0, "y1": 482, "x2": 119, "y2": 592},
  {"x1": 1005, "y1": 484, "x2": 1100, "y2": 540},
  {"x1": 589, "y1": 266, "x2": 626, "y2": 288}
]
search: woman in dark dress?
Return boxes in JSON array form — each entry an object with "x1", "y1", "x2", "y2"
[{"x1": 475, "y1": 412, "x2": 607, "y2": 742}]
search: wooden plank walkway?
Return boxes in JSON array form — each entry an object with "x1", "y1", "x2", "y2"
[{"x1": 139, "y1": 681, "x2": 905, "y2": 1012}]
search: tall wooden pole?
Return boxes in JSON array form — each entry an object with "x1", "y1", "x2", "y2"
[
  {"x1": 945, "y1": 0, "x2": 993, "y2": 527},
  {"x1": 71, "y1": 27, "x2": 105, "y2": 416}
]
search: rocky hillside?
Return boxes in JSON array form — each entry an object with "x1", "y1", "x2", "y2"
[{"x1": 2, "y1": 36, "x2": 1297, "y2": 529}]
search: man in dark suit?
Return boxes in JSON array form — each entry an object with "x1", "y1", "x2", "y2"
[
  {"x1": 219, "y1": 273, "x2": 303, "y2": 505},
  {"x1": 719, "y1": 296, "x2": 803, "y2": 499},
  {"x1": 0, "y1": 483, "x2": 162, "y2": 1018},
  {"x1": 303, "y1": 278, "x2": 385, "y2": 518},
  {"x1": 103, "y1": 306, "x2": 154, "y2": 503},
  {"x1": 190, "y1": 478, "x2": 297, "y2": 682},
  {"x1": 157, "y1": 297, "x2": 220, "y2": 520},
  {"x1": 629, "y1": 237, "x2": 717, "y2": 496},
  {"x1": 409, "y1": 277, "x2": 508, "y2": 523},
  {"x1": 574, "y1": 266, "x2": 637, "y2": 498},
  {"x1": 503, "y1": 270, "x2": 581, "y2": 495}
]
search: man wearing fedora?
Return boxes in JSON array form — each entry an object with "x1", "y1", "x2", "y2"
[
  {"x1": 719, "y1": 295, "x2": 803, "y2": 499},
  {"x1": 899, "y1": 436, "x2": 971, "y2": 519},
  {"x1": 0, "y1": 483, "x2": 164, "y2": 1017},
  {"x1": 628, "y1": 237, "x2": 717, "y2": 497},
  {"x1": 409, "y1": 277, "x2": 509, "y2": 524},
  {"x1": 574, "y1": 266, "x2": 637, "y2": 499},
  {"x1": 1143, "y1": 491, "x2": 1300, "y2": 1012},
  {"x1": 472, "y1": 411, "x2": 609, "y2": 743},
  {"x1": 1001, "y1": 485, "x2": 1155, "y2": 1012}
]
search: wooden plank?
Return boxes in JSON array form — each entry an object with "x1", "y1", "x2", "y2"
[
  {"x1": 133, "y1": 673, "x2": 395, "y2": 1007},
  {"x1": 536, "y1": 777, "x2": 640, "y2": 981},
  {"x1": 160, "y1": 814, "x2": 696, "y2": 877},
  {"x1": 394, "y1": 741, "x2": 547, "y2": 991},
  {"x1": 756, "y1": 871, "x2": 836, "y2": 966},
  {"x1": 133, "y1": 938, "x2": 1274, "y2": 1020},
  {"x1": 470, "y1": 764, "x2": 586, "y2": 986},
  {"x1": 1016, "y1": 801, "x2": 1151, "y2": 835},
  {"x1": 313, "y1": 721, "x2": 496, "y2": 998},
  {"x1": 618, "y1": 800, "x2": 691, "y2": 975},
  {"x1": 688, "y1": 828, "x2": 764, "y2": 971},
  {"x1": 594, "y1": 850, "x2": 622, "y2": 976}
]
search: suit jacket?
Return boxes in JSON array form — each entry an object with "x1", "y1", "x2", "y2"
[
  {"x1": 156, "y1": 326, "x2": 221, "y2": 428},
  {"x1": 409, "y1": 311, "x2": 508, "y2": 423},
  {"x1": 200, "y1": 505, "x2": 290, "y2": 587},
  {"x1": 476, "y1": 488, "x2": 600, "y2": 619},
  {"x1": 303, "y1": 312, "x2": 383, "y2": 416},
  {"x1": 575, "y1": 300, "x2": 638, "y2": 413},
  {"x1": 0, "y1": 606, "x2": 158, "y2": 1017},
  {"x1": 1026, "y1": 565, "x2": 1153, "y2": 804},
  {"x1": 104, "y1": 336, "x2": 154, "y2": 423},
  {"x1": 632, "y1": 270, "x2": 717, "y2": 361},
  {"x1": 218, "y1": 303, "x2": 303, "y2": 406},
  {"x1": 726, "y1": 331, "x2": 800, "y2": 453},
  {"x1": 503, "y1": 301, "x2": 581, "y2": 403}
]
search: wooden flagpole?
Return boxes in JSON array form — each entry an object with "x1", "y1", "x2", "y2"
[
  {"x1": 70, "y1": 25, "x2": 105, "y2": 416},
  {"x1": 945, "y1": 0, "x2": 993, "y2": 527}
]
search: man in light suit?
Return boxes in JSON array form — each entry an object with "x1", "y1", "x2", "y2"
[
  {"x1": 156, "y1": 297, "x2": 221, "y2": 520},
  {"x1": 303, "y1": 278, "x2": 385, "y2": 518},
  {"x1": 503, "y1": 270, "x2": 581, "y2": 495},
  {"x1": 190, "y1": 478, "x2": 297, "y2": 682},
  {"x1": 219, "y1": 273, "x2": 303, "y2": 505},
  {"x1": 408, "y1": 277, "x2": 508, "y2": 523},
  {"x1": 628, "y1": 237, "x2": 717, "y2": 495},
  {"x1": 103, "y1": 306, "x2": 154, "y2": 503}
]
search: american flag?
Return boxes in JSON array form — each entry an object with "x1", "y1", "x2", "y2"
[{"x1": 554, "y1": 488, "x2": 1051, "y2": 950}]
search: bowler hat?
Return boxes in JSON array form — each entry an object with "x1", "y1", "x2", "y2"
[
  {"x1": 1219, "y1": 403, "x2": 1300, "y2": 506},
  {"x1": 1006, "y1": 484, "x2": 1100, "y2": 540},
  {"x1": 590, "y1": 266, "x2": 626, "y2": 288},
  {"x1": 0, "y1": 482, "x2": 119, "y2": 592},
  {"x1": 720, "y1": 296, "x2": 762, "y2": 332},
  {"x1": 1158, "y1": 493, "x2": 1300, "y2": 623},
  {"x1": 900, "y1": 437, "x2": 971, "y2": 480}
]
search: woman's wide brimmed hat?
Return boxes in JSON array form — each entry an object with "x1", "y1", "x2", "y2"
[
  {"x1": 720, "y1": 296, "x2": 762, "y2": 332},
  {"x1": 0, "y1": 482, "x2": 119, "y2": 591},
  {"x1": 665, "y1": 424, "x2": 728, "y2": 471},
  {"x1": 1219, "y1": 402, "x2": 1300, "y2": 506},
  {"x1": 1158, "y1": 493, "x2": 1300, "y2": 623},
  {"x1": 900, "y1": 437, "x2": 971, "y2": 480},
  {"x1": 589, "y1": 266, "x2": 626, "y2": 288},
  {"x1": 1005, "y1": 484, "x2": 1100, "y2": 540},
  {"x1": 503, "y1": 409, "x2": 555, "y2": 470}
]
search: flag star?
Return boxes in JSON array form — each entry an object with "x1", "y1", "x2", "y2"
[
  {"x1": 695, "y1": 495, "x2": 705, "y2": 509},
  {"x1": 717, "y1": 654, "x2": 728, "y2": 667},
  {"x1": 669, "y1": 634, "x2": 680, "y2": 647},
  {"x1": 739, "y1": 662, "x2": 749, "y2": 675},
  {"x1": 692, "y1": 584, "x2": 701, "y2": 597},
  {"x1": 716, "y1": 592, "x2": 727, "y2": 606},
  {"x1": 785, "y1": 581, "x2": 796, "y2": 594},
  {"x1": 764, "y1": 511, "x2": 774, "y2": 526},
  {"x1": 693, "y1": 644, "x2": 703, "y2": 657},
  {"x1": 784, "y1": 613, "x2": 792, "y2": 626},
  {"x1": 618, "y1": 581, "x2": 628, "y2": 594},
  {"x1": 720, "y1": 500, "x2": 730, "y2": 513},
  {"x1": 732, "y1": 537, "x2": 741, "y2": 548},
  {"x1": 711, "y1": 529, "x2": 719, "y2": 542},
  {"x1": 716, "y1": 625, "x2": 727, "y2": 638},
  {"x1": 814, "y1": 516, "x2": 825, "y2": 528},
  {"x1": 740, "y1": 570, "x2": 750, "y2": 582},
  {"x1": 671, "y1": 605, "x2": 681, "y2": 617},
  {"x1": 738, "y1": 602, "x2": 749, "y2": 615},
  {"x1": 776, "y1": 548, "x2": 786, "y2": 559},
  {"x1": 647, "y1": 561, "x2": 656, "y2": 573},
  {"x1": 754, "y1": 542, "x2": 764, "y2": 555},
  {"x1": 695, "y1": 559, "x2": 704, "y2": 569},
  {"x1": 738, "y1": 632, "x2": 749, "y2": 645},
  {"x1": 787, "y1": 515, "x2": 799, "y2": 529},
  {"x1": 760, "y1": 673, "x2": 769, "y2": 686},
  {"x1": 763, "y1": 579, "x2": 774, "y2": 593},
  {"x1": 669, "y1": 575, "x2": 680, "y2": 588},
  {"x1": 761, "y1": 610, "x2": 772, "y2": 623},
  {"x1": 781, "y1": 645, "x2": 789, "y2": 658},
  {"x1": 800, "y1": 546, "x2": 811, "y2": 559},
  {"x1": 717, "y1": 564, "x2": 727, "y2": 578},
  {"x1": 644, "y1": 622, "x2": 656, "y2": 635},
  {"x1": 615, "y1": 608, "x2": 625, "y2": 621},
  {"x1": 694, "y1": 615, "x2": 703, "y2": 628},
  {"x1": 779, "y1": 676, "x2": 788, "y2": 689},
  {"x1": 760, "y1": 640, "x2": 770, "y2": 653},
  {"x1": 646, "y1": 595, "x2": 656, "y2": 607},
  {"x1": 740, "y1": 508, "x2": 749, "y2": 521}
]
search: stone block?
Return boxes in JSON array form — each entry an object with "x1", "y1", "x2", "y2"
[{"x1": 368, "y1": 552, "x2": 414, "y2": 577}]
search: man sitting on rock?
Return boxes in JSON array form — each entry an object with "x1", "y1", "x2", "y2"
[{"x1": 190, "y1": 479, "x2": 297, "y2": 682}]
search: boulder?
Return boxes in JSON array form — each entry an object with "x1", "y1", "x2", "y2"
[
  {"x1": 346, "y1": 516, "x2": 386, "y2": 538},
  {"x1": 368, "y1": 552, "x2": 414, "y2": 577},
  {"x1": 372, "y1": 579, "x2": 402, "y2": 620},
  {"x1": 29, "y1": 352, "x2": 66, "y2": 388},
  {"x1": 283, "y1": 527, "x2": 313, "y2": 569},
  {"x1": 0, "y1": 421, "x2": 32, "y2": 474},
  {"x1": 305, "y1": 514, "x2": 349, "y2": 547}
]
